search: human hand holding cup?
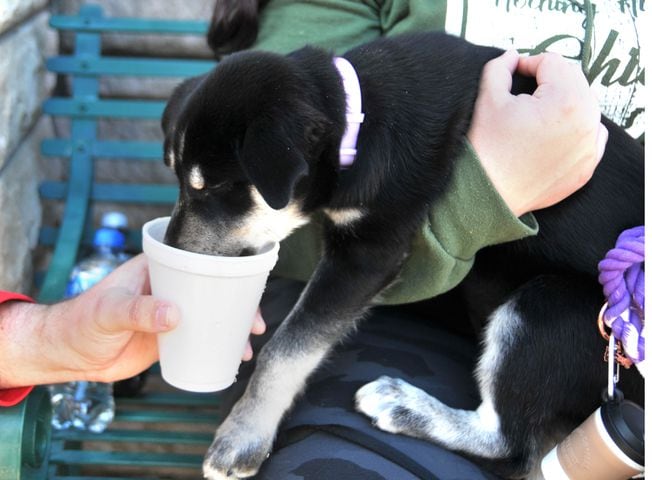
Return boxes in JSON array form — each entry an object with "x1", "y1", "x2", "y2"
[{"x1": 142, "y1": 217, "x2": 279, "y2": 392}]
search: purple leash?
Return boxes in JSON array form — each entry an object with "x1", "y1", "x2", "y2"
[{"x1": 597, "y1": 226, "x2": 645, "y2": 367}]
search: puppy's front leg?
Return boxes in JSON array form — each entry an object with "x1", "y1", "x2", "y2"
[{"x1": 202, "y1": 233, "x2": 407, "y2": 479}]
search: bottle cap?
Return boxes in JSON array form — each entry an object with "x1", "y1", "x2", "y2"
[
  {"x1": 93, "y1": 227, "x2": 126, "y2": 249},
  {"x1": 101, "y1": 211, "x2": 128, "y2": 230}
]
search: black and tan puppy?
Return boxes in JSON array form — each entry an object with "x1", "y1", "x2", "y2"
[{"x1": 161, "y1": 31, "x2": 644, "y2": 479}]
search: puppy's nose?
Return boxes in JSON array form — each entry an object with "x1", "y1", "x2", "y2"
[{"x1": 239, "y1": 247, "x2": 255, "y2": 257}]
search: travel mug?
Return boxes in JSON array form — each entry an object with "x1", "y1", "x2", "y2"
[{"x1": 541, "y1": 397, "x2": 644, "y2": 480}]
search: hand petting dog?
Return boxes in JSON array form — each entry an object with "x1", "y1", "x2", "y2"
[{"x1": 469, "y1": 50, "x2": 608, "y2": 217}]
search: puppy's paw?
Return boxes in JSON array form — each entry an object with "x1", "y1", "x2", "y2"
[
  {"x1": 202, "y1": 418, "x2": 273, "y2": 479},
  {"x1": 355, "y1": 375, "x2": 432, "y2": 436}
]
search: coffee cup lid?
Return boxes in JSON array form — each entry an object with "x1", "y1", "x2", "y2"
[{"x1": 601, "y1": 398, "x2": 645, "y2": 466}]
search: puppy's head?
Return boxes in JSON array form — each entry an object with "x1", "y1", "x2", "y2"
[{"x1": 162, "y1": 51, "x2": 329, "y2": 256}]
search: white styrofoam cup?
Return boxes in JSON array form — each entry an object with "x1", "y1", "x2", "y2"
[{"x1": 142, "y1": 217, "x2": 279, "y2": 392}]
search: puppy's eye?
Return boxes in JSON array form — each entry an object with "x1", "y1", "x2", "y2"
[{"x1": 188, "y1": 166, "x2": 205, "y2": 190}]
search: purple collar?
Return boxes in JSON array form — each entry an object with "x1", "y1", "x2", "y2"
[{"x1": 333, "y1": 57, "x2": 364, "y2": 167}]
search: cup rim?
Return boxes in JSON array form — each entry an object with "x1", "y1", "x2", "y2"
[{"x1": 142, "y1": 217, "x2": 279, "y2": 276}]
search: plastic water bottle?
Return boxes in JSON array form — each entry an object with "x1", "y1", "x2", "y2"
[
  {"x1": 49, "y1": 225, "x2": 127, "y2": 433},
  {"x1": 100, "y1": 211, "x2": 131, "y2": 263},
  {"x1": 48, "y1": 382, "x2": 77, "y2": 431},
  {"x1": 101, "y1": 211, "x2": 128, "y2": 232}
]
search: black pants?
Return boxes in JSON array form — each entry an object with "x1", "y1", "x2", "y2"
[{"x1": 220, "y1": 278, "x2": 500, "y2": 480}]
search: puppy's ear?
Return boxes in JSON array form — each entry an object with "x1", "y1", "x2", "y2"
[
  {"x1": 162, "y1": 76, "x2": 205, "y2": 136},
  {"x1": 240, "y1": 113, "x2": 312, "y2": 210}
]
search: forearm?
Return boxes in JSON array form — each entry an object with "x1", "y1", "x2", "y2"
[
  {"x1": 0, "y1": 256, "x2": 182, "y2": 391},
  {"x1": 379, "y1": 142, "x2": 538, "y2": 304},
  {"x1": 0, "y1": 300, "x2": 77, "y2": 388}
]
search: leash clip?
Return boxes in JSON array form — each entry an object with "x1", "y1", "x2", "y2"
[
  {"x1": 598, "y1": 302, "x2": 633, "y2": 370},
  {"x1": 606, "y1": 333, "x2": 620, "y2": 400}
]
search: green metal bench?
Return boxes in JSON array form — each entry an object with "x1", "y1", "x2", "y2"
[{"x1": 0, "y1": 5, "x2": 226, "y2": 478}]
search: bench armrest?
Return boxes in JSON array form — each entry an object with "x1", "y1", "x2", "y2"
[{"x1": 0, "y1": 388, "x2": 52, "y2": 480}]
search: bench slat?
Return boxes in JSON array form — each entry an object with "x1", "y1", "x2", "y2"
[
  {"x1": 53, "y1": 429, "x2": 213, "y2": 445},
  {"x1": 44, "y1": 98, "x2": 165, "y2": 119},
  {"x1": 50, "y1": 450, "x2": 203, "y2": 468},
  {"x1": 114, "y1": 410, "x2": 217, "y2": 424},
  {"x1": 39, "y1": 227, "x2": 144, "y2": 253},
  {"x1": 116, "y1": 391, "x2": 221, "y2": 407},
  {"x1": 50, "y1": 14, "x2": 208, "y2": 35},
  {"x1": 52, "y1": 477, "x2": 157, "y2": 480},
  {"x1": 48, "y1": 55, "x2": 214, "y2": 77},
  {"x1": 42, "y1": 139, "x2": 163, "y2": 159},
  {"x1": 40, "y1": 181, "x2": 178, "y2": 204}
]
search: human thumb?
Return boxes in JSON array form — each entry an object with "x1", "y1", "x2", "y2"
[{"x1": 95, "y1": 290, "x2": 181, "y2": 334}]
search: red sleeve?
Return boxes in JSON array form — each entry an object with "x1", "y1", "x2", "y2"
[{"x1": 0, "y1": 291, "x2": 35, "y2": 406}]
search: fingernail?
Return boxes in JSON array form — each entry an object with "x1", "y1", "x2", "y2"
[
  {"x1": 242, "y1": 342, "x2": 253, "y2": 362},
  {"x1": 155, "y1": 303, "x2": 177, "y2": 331},
  {"x1": 253, "y1": 309, "x2": 266, "y2": 333}
]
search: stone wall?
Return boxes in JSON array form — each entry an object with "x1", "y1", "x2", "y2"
[
  {"x1": 0, "y1": 0, "x2": 216, "y2": 294},
  {"x1": 0, "y1": 1, "x2": 56, "y2": 293}
]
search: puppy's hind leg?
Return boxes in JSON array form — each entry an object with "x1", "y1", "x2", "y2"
[
  {"x1": 355, "y1": 299, "x2": 518, "y2": 462},
  {"x1": 357, "y1": 275, "x2": 642, "y2": 479},
  {"x1": 356, "y1": 376, "x2": 509, "y2": 456}
]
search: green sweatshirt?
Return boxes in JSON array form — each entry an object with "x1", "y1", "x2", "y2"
[{"x1": 249, "y1": 0, "x2": 642, "y2": 304}]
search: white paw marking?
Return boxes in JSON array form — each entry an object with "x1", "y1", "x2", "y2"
[
  {"x1": 355, "y1": 375, "x2": 425, "y2": 434},
  {"x1": 202, "y1": 418, "x2": 273, "y2": 479}
]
